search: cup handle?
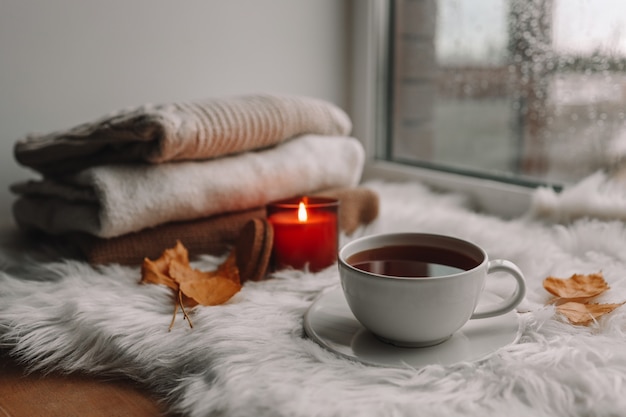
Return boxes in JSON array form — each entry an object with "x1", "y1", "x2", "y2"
[{"x1": 470, "y1": 259, "x2": 526, "y2": 319}]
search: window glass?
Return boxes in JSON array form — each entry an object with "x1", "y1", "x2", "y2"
[{"x1": 388, "y1": 0, "x2": 626, "y2": 186}]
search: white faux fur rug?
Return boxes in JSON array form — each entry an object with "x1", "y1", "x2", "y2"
[{"x1": 2, "y1": 179, "x2": 626, "y2": 417}]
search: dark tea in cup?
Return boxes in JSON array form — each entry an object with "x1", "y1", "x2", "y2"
[{"x1": 345, "y1": 244, "x2": 481, "y2": 278}]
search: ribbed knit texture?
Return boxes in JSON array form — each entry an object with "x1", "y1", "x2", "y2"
[{"x1": 14, "y1": 94, "x2": 352, "y2": 175}]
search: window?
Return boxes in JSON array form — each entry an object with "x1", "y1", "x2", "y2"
[{"x1": 352, "y1": 0, "x2": 626, "y2": 215}]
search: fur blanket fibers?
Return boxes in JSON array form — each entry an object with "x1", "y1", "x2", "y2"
[{"x1": 2, "y1": 178, "x2": 626, "y2": 417}]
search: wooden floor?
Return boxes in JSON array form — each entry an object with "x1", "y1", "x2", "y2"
[{"x1": 0, "y1": 350, "x2": 173, "y2": 417}]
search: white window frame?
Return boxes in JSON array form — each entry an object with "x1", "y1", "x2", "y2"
[{"x1": 350, "y1": 0, "x2": 534, "y2": 218}]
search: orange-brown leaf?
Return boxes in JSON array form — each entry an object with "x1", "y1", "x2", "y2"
[
  {"x1": 141, "y1": 240, "x2": 243, "y2": 331},
  {"x1": 556, "y1": 301, "x2": 624, "y2": 325},
  {"x1": 543, "y1": 272, "x2": 609, "y2": 299},
  {"x1": 169, "y1": 258, "x2": 241, "y2": 306},
  {"x1": 141, "y1": 257, "x2": 178, "y2": 290},
  {"x1": 140, "y1": 240, "x2": 189, "y2": 290}
]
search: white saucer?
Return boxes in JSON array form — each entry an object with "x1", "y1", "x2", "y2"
[{"x1": 303, "y1": 286, "x2": 521, "y2": 368}]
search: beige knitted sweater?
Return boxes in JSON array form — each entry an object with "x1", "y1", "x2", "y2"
[{"x1": 14, "y1": 94, "x2": 352, "y2": 175}]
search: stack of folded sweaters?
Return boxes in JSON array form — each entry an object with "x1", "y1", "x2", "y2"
[{"x1": 11, "y1": 94, "x2": 379, "y2": 265}]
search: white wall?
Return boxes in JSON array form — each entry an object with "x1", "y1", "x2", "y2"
[{"x1": 0, "y1": 0, "x2": 350, "y2": 225}]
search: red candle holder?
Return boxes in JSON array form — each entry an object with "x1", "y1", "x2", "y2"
[{"x1": 267, "y1": 196, "x2": 339, "y2": 272}]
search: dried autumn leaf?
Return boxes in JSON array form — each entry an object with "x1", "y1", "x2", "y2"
[
  {"x1": 169, "y1": 257, "x2": 241, "y2": 306},
  {"x1": 140, "y1": 240, "x2": 189, "y2": 290},
  {"x1": 556, "y1": 301, "x2": 625, "y2": 326},
  {"x1": 141, "y1": 241, "x2": 243, "y2": 330},
  {"x1": 141, "y1": 258, "x2": 177, "y2": 290},
  {"x1": 543, "y1": 272, "x2": 609, "y2": 299}
]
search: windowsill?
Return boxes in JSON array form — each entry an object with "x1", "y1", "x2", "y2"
[{"x1": 362, "y1": 159, "x2": 534, "y2": 219}]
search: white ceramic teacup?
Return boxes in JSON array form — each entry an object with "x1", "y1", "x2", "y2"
[{"x1": 338, "y1": 233, "x2": 526, "y2": 347}]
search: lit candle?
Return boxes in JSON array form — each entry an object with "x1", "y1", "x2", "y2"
[{"x1": 267, "y1": 197, "x2": 339, "y2": 272}]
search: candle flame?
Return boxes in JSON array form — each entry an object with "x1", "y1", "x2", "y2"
[{"x1": 298, "y1": 201, "x2": 308, "y2": 222}]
